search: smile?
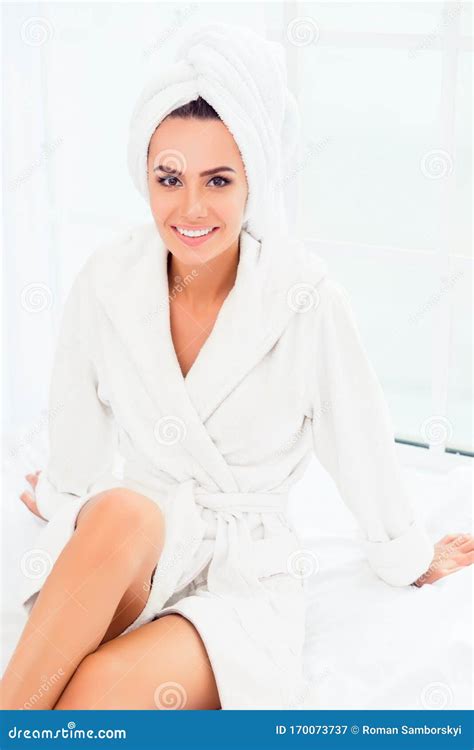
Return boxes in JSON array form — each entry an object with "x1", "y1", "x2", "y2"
[{"x1": 171, "y1": 226, "x2": 220, "y2": 247}]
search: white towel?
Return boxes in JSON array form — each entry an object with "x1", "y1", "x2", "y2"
[{"x1": 127, "y1": 22, "x2": 301, "y2": 241}]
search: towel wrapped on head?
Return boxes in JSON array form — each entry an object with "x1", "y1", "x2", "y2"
[{"x1": 127, "y1": 22, "x2": 301, "y2": 240}]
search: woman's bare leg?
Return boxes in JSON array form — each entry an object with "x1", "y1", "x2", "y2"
[
  {"x1": 54, "y1": 614, "x2": 221, "y2": 710},
  {"x1": 0, "y1": 488, "x2": 165, "y2": 710}
]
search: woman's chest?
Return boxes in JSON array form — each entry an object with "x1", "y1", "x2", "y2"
[
  {"x1": 94, "y1": 302, "x2": 313, "y2": 457},
  {"x1": 168, "y1": 298, "x2": 221, "y2": 380}
]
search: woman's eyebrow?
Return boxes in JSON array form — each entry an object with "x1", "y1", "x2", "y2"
[{"x1": 153, "y1": 164, "x2": 236, "y2": 177}]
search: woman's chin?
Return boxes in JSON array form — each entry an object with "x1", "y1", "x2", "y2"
[{"x1": 169, "y1": 233, "x2": 231, "y2": 263}]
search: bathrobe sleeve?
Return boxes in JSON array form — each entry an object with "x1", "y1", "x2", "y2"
[
  {"x1": 310, "y1": 278, "x2": 435, "y2": 587},
  {"x1": 34, "y1": 267, "x2": 119, "y2": 522}
]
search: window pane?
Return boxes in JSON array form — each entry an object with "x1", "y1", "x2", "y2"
[
  {"x1": 446, "y1": 259, "x2": 472, "y2": 453},
  {"x1": 296, "y1": 45, "x2": 446, "y2": 251},
  {"x1": 447, "y1": 51, "x2": 472, "y2": 451},
  {"x1": 452, "y1": 51, "x2": 472, "y2": 258},
  {"x1": 297, "y1": 1, "x2": 460, "y2": 35},
  {"x1": 308, "y1": 244, "x2": 437, "y2": 444}
]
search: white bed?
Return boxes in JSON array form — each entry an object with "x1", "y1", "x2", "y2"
[{"x1": 2, "y1": 445, "x2": 472, "y2": 710}]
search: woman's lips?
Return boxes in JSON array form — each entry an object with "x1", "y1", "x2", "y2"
[{"x1": 171, "y1": 226, "x2": 220, "y2": 247}]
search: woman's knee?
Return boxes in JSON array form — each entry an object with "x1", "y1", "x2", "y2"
[
  {"x1": 76, "y1": 488, "x2": 164, "y2": 533},
  {"x1": 74, "y1": 488, "x2": 166, "y2": 571},
  {"x1": 54, "y1": 651, "x2": 123, "y2": 710}
]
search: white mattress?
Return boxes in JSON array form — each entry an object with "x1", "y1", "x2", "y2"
[{"x1": 2, "y1": 449, "x2": 472, "y2": 709}]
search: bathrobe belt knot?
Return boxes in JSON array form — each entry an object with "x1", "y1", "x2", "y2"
[{"x1": 182, "y1": 481, "x2": 297, "y2": 601}]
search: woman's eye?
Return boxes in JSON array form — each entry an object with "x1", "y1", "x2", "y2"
[
  {"x1": 209, "y1": 175, "x2": 231, "y2": 187},
  {"x1": 157, "y1": 176, "x2": 181, "y2": 187},
  {"x1": 156, "y1": 175, "x2": 231, "y2": 188}
]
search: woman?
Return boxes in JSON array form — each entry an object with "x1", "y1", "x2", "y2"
[{"x1": 2, "y1": 22, "x2": 472, "y2": 711}]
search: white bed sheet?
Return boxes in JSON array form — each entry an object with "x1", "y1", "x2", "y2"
[
  {"x1": 2, "y1": 448, "x2": 472, "y2": 710},
  {"x1": 291, "y1": 457, "x2": 473, "y2": 710}
]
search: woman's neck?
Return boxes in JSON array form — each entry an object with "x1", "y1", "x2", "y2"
[{"x1": 167, "y1": 241, "x2": 240, "y2": 312}]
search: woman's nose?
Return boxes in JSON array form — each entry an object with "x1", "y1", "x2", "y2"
[{"x1": 180, "y1": 193, "x2": 209, "y2": 220}]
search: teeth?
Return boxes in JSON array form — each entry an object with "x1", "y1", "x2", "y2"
[{"x1": 176, "y1": 227, "x2": 214, "y2": 238}]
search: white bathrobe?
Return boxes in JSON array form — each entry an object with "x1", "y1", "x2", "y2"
[{"x1": 19, "y1": 222, "x2": 434, "y2": 709}]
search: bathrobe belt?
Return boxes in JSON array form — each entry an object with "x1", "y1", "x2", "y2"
[
  {"x1": 121, "y1": 474, "x2": 301, "y2": 660},
  {"x1": 179, "y1": 480, "x2": 298, "y2": 600},
  {"x1": 122, "y1": 471, "x2": 300, "y2": 601},
  {"x1": 193, "y1": 486, "x2": 288, "y2": 514},
  {"x1": 185, "y1": 481, "x2": 302, "y2": 665}
]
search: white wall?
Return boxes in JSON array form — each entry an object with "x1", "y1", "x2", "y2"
[{"x1": 3, "y1": 1, "x2": 472, "y2": 492}]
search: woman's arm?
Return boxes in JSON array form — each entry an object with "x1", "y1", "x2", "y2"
[
  {"x1": 22, "y1": 266, "x2": 119, "y2": 522},
  {"x1": 310, "y1": 277, "x2": 436, "y2": 587}
]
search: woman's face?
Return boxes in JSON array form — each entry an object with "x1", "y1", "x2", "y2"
[{"x1": 147, "y1": 116, "x2": 248, "y2": 266}]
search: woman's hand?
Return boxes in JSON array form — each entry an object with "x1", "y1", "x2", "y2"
[
  {"x1": 412, "y1": 533, "x2": 474, "y2": 587},
  {"x1": 19, "y1": 470, "x2": 47, "y2": 521}
]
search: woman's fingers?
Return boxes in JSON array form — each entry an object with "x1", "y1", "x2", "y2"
[
  {"x1": 443, "y1": 536, "x2": 473, "y2": 560},
  {"x1": 452, "y1": 550, "x2": 474, "y2": 566},
  {"x1": 415, "y1": 533, "x2": 473, "y2": 586},
  {"x1": 20, "y1": 490, "x2": 36, "y2": 510},
  {"x1": 438, "y1": 534, "x2": 471, "y2": 555},
  {"x1": 25, "y1": 473, "x2": 39, "y2": 489},
  {"x1": 438, "y1": 534, "x2": 459, "y2": 544},
  {"x1": 455, "y1": 537, "x2": 474, "y2": 553},
  {"x1": 19, "y1": 490, "x2": 45, "y2": 520},
  {"x1": 438, "y1": 533, "x2": 465, "y2": 546}
]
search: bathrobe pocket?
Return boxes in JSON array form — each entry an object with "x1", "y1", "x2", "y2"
[{"x1": 249, "y1": 530, "x2": 303, "y2": 581}]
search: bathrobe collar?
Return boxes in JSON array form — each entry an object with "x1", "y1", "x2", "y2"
[{"x1": 95, "y1": 223, "x2": 328, "y2": 487}]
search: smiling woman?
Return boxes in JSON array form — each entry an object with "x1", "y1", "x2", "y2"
[
  {"x1": 144, "y1": 97, "x2": 251, "y2": 378},
  {"x1": 3, "y1": 20, "x2": 472, "y2": 714},
  {"x1": 147, "y1": 100, "x2": 248, "y2": 267}
]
